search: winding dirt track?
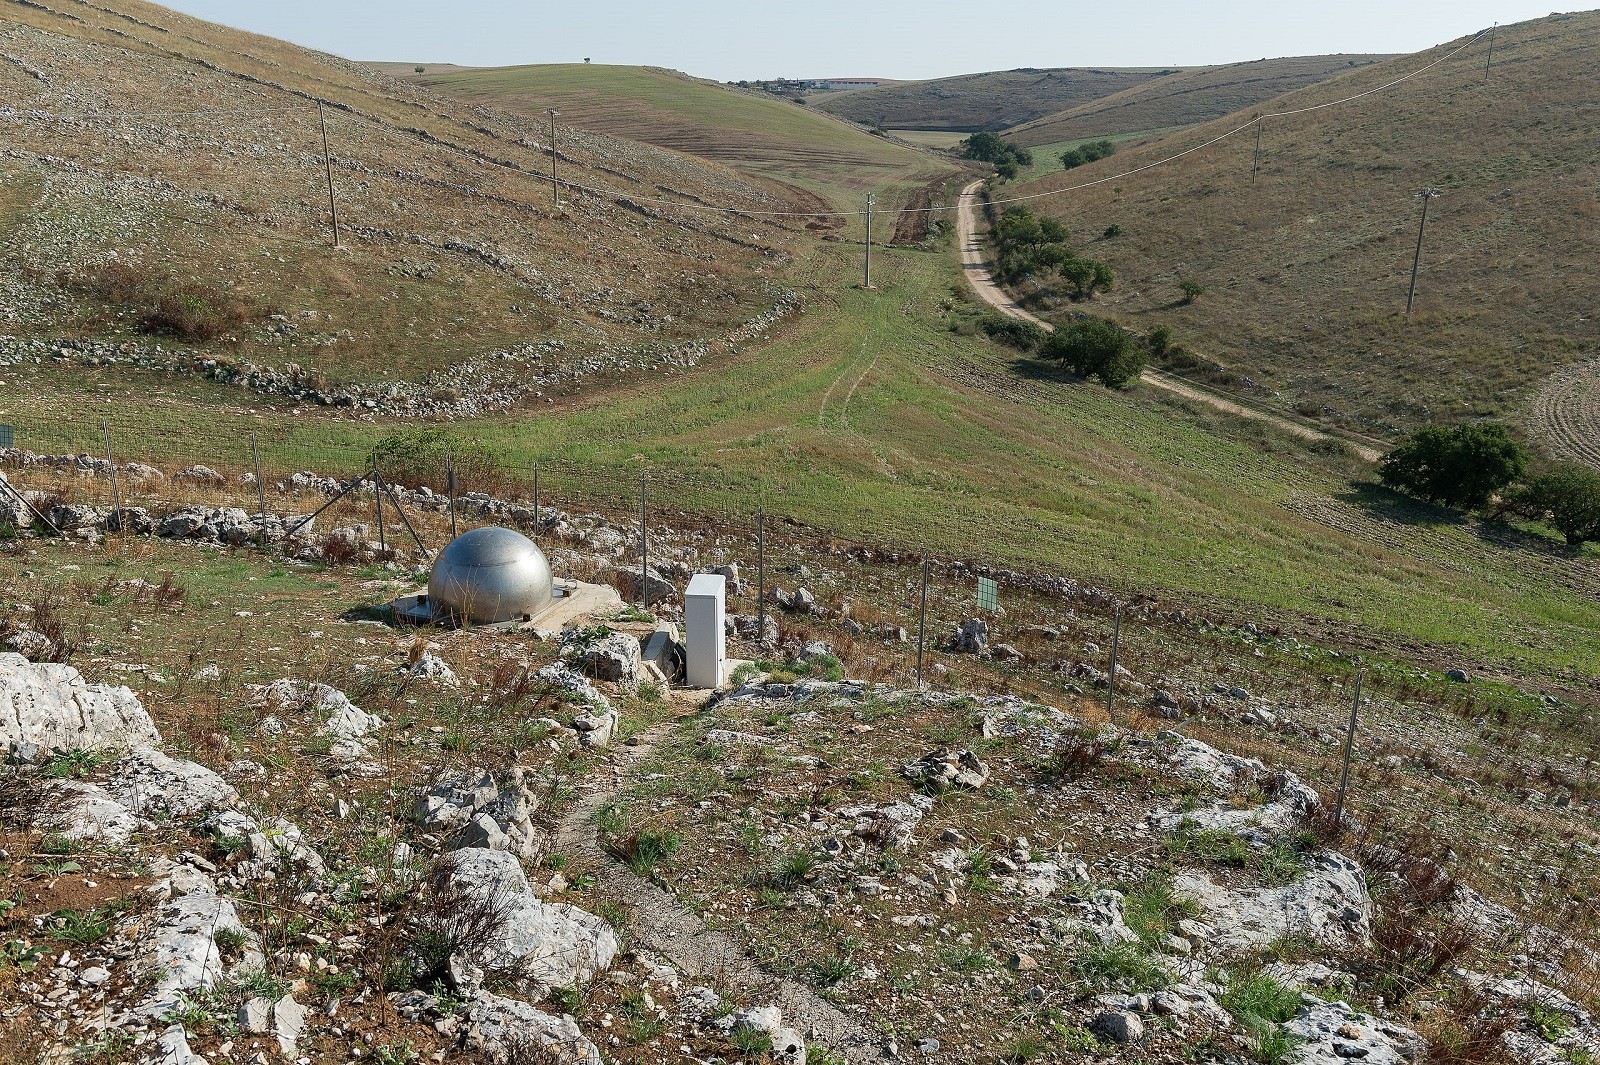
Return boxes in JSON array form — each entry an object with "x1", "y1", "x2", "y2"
[
  {"x1": 954, "y1": 181, "x2": 1383, "y2": 463},
  {"x1": 554, "y1": 718, "x2": 882, "y2": 1063}
]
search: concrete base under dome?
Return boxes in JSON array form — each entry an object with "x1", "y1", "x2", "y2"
[{"x1": 392, "y1": 579, "x2": 622, "y2": 632}]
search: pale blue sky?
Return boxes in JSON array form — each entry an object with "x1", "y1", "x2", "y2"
[{"x1": 164, "y1": 1, "x2": 1573, "y2": 81}]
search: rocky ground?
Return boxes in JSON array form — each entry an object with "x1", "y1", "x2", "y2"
[{"x1": 1, "y1": 451, "x2": 1598, "y2": 1064}]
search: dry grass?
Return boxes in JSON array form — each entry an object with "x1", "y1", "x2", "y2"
[
  {"x1": 814, "y1": 67, "x2": 1163, "y2": 133},
  {"x1": 1004, "y1": 55, "x2": 1394, "y2": 146},
  {"x1": 1003, "y1": 11, "x2": 1600, "y2": 438}
]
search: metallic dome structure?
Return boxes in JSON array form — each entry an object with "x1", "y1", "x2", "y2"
[{"x1": 427, "y1": 527, "x2": 553, "y2": 626}]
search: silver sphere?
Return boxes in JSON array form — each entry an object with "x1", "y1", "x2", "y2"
[{"x1": 427, "y1": 527, "x2": 553, "y2": 625}]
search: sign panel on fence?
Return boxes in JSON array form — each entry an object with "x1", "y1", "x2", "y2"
[{"x1": 977, "y1": 576, "x2": 998, "y2": 613}]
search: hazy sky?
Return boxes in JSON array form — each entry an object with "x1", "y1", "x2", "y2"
[{"x1": 163, "y1": 1, "x2": 1568, "y2": 81}]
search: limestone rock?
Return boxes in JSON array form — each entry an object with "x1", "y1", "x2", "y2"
[
  {"x1": 1285, "y1": 1002, "x2": 1422, "y2": 1065},
  {"x1": 135, "y1": 867, "x2": 253, "y2": 1018},
  {"x1": 575, "y1": 632, "x2": 642, "y2": 690},
  {"x1": 443, "y1": 849, "x2": 618, "y2": 991},
  {"x1": 732, "y1": 1005, "x2": 806, "y2": 1065},
  {"x1": 1173, "y1": 852, "x2": 1372, "y2": 955},
  {"x1": 1093, "y1": 1010, "x2": 1145, "y2": 1043},
  {"x1": 0, "y1": 652, "x2": 161, "y2": 751},
  {"x1": 37, "y1": 779, "x2": 139, "y2": 844},
  {"x1": 107, "y1": 747, "x2": 239, "y2": 821},
  {"x1": 466, "y1": 991, "x2": 602, "y2": 1065},
  {"x1": 901, "y1": 748, "x2": 990, "y2": 791},
  {"x1": 954, "y1": 618, "x2": 989, "y2": 653}
]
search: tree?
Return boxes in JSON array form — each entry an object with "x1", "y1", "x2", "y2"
[
  {"x1": 1058, "y1": 256, "x2": 1114, "y2": 300},
  {"x1": 1178, "y1": 278, "x2": 1206, "y2": 304},
  {"x1": 1060, "y1": 139, "x2": 1117, "y2": 170},
  {"x1": 1380, "y1": 422, "x2": 1528, "y2": 511},
  {"x1": 1515, "y1": 463, "x2": 1600, "y2": 546},
  {"x1": 1147, "y1": 325, "x2": 1173, "y2": 356},
  {"x1": 1042, "y1": 318, "x2": 1144, "y2": 388},
  {"x1": 962, "y1": 133, "x2": 1032, "y2": 177}
]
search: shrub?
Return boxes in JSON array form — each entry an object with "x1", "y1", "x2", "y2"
[
  {"x1": 1513, "y1": 462, "x2": 1600, "y2": 546},
  {"x1": 1178, "y1": 278, "x2": 1207, "y2": 304},
  {"x1": 1147, "y1": 325, "x2": 1173, "y2": 356},
  {"x1": 1042, "y1": 318, "x2": 1145, "y2": 388},
  {"x1": 1380, "y1": 422, "x2": 1528, "y2": 511},
  {"x1": 976, "y1": 311, "x2": 1046, "y2": 352},
  {"x1": 1060, "y1": 139, "x2": 1117, "y2": 170},
  {"x1": 963, "y1": 132, "x2": 1033, "y2": 174},
  {"x1": 69, "y1": 262, "x2": 262, "y2": 342},
  {"x1": 370, "y1": 427, "x2": 508, "y2": 493}
]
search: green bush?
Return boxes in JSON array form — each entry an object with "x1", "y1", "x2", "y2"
[
  {"x1": 1178, "y1": 278, "x2": 1207, "y2": 304},
  {"x1": 976, "y1": 311, "x2": 1046, "y2": 352},
  {"x1": 963, "y1": 132, "x2": 1033, "y2": 174},
  {"x1": 370, "y1": 427, "x2": 508, "y2": 492},
  {"x1": 1060, "y1": 139, "x2": 1117, "y2": 170},
  {"x1": 1380, "y1": 422, "x2": 1528, "y2": 511},
  {"x1": 1042, "y1": 318, "x2": 1145, "y2": 388},
  {"x1": 1513, "y1": 462, "x2": 1600, "y2": 546},
  {"x1": 1147, "y1": 325, "x2": 1173, "y2": 355}
]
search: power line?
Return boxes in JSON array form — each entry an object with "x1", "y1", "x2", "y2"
[{"x1": 0, "y1": 23, "x2": 1494, "y2": 224}]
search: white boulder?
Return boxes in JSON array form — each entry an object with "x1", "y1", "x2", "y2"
[{"x1": 0, "y1": 652, "x2": 161, "y2": 752}]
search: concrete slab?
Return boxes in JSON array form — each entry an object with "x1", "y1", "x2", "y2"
[{"x1": 391, "y1": 580, "x2": 622, "y2": 633}]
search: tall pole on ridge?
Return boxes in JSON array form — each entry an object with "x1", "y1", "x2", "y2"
[
  {"x1": 1406, "y1": 188, "x2": 1440, "y2": 316},
  {"x1": 318, "y1": 102, "x2": 339, "y2": 247},
  {"x1": 548, "y1": 109, "x2": 560, "y2": 206},
  {"x1": 1485, "y1": 23, "x2": 1498, "y2": 82},
  {"x1": 1251, "y1": 118, "x2": 1263, "y2": 186}
]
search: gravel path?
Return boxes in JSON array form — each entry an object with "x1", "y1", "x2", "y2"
[{"x1": 553, "y1": 718, "x2": 884, "y2": 1063}]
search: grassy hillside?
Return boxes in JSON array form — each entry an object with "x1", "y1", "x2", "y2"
[
  {"x1": 998, "y1": 12, "x2": 1600, "y2": 441},
  {"x1": 0, "y1": 0, "x2": 811, "y2": 391},
  {"x1": 813, "y1": 67, "x2": 1168, "y2": 132},
  {"x1": 11, "y1": 235, "x2": 1600, "y2": 686},
  {"x1": 1005, "y1": 54, "x2": 1393, "y2": 146},
  {"x1": 409, "y1": 64, "x2": 953, "y2": 209}
]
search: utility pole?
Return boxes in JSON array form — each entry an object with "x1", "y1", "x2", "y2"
[
  {"x1": 1485, "y1": 22, "x2": 1497, "y2": 83},
  {"x1": 548, "y1": 109, "x2": 560, "y2": 206},
  {"x1": 1406, "y1": 188, "x2": 1440, "y2": 315},
  {"x1": 1250, "y1": 118, "x2": 1263, "y2": 186},
  {"x1": 863, "y1": 192, "x2": 874, "y2": 289},
  {"x1": 318, "y1": 102, "x2": 339, "y2": 247}
]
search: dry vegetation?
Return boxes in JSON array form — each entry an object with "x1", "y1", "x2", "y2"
[
  {"x1": 1000, "y1": 12, "x2": 1600, "y2": 439},
  {"x1": 813, "y1": 67, "x2": 1166, "y2": 133},
  {"x1": 0, "y1": 0, "x2": 821, "y2": 386},
  {"x1": 1004, "y1": 55, "x2": 1394, "y2": 146}
]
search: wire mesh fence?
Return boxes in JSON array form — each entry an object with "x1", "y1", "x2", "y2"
[{"x1": 0, "y1": 406, "x2": 1122, "y2": 712}]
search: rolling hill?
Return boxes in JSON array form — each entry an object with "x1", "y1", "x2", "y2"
[
  {"x1": 1004, "y1": 54, "x2": 1394, "y2": 146},
  {"x1": 402, "y1": 63, "x2": 953, "y2": 208},
  {"x1": 996, "y1": 11, "x2": 1600, "y2": 441},
  {"x1": 812, "y1": 67, "x2": 1170, "y2": 132},
  {"x1": 0, "y1": 0, "x2": 814, "y2": 394}
]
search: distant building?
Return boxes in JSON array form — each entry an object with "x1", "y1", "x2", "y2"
[{"x1": 817, "y1": 79, "x2": 880, "y2": 90}]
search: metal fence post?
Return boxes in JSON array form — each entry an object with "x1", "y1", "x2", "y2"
[
  {"x1": 1334, "y1": 666, "x2": 1365, "y2": 834},
  {"x1": 251, "y1": 433, "x2": 267, "y2": 548},
  {"x1": 915, "y1": 557, "x2": 930, "y2": 690},
  {"x1": 102, "y1": 420, "x2": 120, "y2": 517},
  {"x1": 532, "y1": 460, "x2": 540, "y2": 529},
  {"x1": 1105, "y1": 604, "x2": 1122, "y2": 718},
  {"x1": 372, "y1": 464, "x2": 387, "y2": 554},
  {"x1": 756, "y1": 509, "x2": 766, "y2": 639},
  {"x1": 639, "y1": 471, "x2": 649, "y2": 609},
  {"x1": 446, "y1": 456, "x2": 458, "y2": 540}
]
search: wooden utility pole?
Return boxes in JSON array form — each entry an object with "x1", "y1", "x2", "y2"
[
  {"x1": 1485, "y1": 23, "x2": 1497, "y2": 82},
  {"x1": 863, "y1": 192, "x2": 874, "y2": 289},
  {"x1": 1250, "y1": 118, "x2": 1263, "y2": 186},
  {"x1": 1406, "y1": 188, "x2": 1440, "y2": 315},
  {"x1": 318, "y1": 103, "x2": 339, "y2": 247},
  {"x1": 548, "y1": 109, "x2": 560, "y2": 206}
]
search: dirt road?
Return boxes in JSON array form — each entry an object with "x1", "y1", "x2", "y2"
[{"x1": 955, "y1": 181, "x2": 1383, "y2": 462}]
